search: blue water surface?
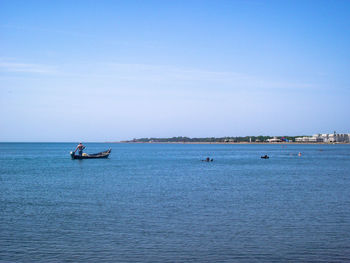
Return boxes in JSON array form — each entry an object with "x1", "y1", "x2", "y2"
[{"x1": 0, "y1": 143, "x2": 350, "y2": 262}]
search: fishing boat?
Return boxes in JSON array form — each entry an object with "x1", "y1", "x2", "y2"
[{"x1": 70, "y1": 149, "x2": 111, "y2": 159}]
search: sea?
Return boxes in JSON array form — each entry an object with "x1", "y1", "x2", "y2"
[{"x1": 0, "y1": 143, "x2": 350, "y2": 262}]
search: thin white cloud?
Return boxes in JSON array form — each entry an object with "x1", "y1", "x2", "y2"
[
  {"x1": 100, "y1": 63, "x2": 314, "y2": 91},
  {"x1": 0, "y1": 61, "x2": 58, "y2": 74},
  {"x1": 0, "y1": 59, "x2": 313, "y2": 91}
]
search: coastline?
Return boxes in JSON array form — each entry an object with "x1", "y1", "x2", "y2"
[{"x1": 112, "y1": 141, "x2": 350, "y2": 145}]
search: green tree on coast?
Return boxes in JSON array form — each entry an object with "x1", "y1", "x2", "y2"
[{"x1": 124, "y1": 136, "x2": 303, "y2": 143}]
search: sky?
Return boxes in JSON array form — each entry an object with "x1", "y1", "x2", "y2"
[{"x1": 1, "y1": 0, "x2": 350, "y2": 142}]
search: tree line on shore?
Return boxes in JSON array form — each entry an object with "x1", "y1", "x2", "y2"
[{"x1": 124, "y1": 136, "x2": 304, "y2": 143}]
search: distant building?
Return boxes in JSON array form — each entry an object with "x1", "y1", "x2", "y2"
[
  {"x1": 295, "y1": 132, "x2": 350, "y2": 143},
  {"x1": 267, "y1": 137, "x2": 282, "y2": 143}
]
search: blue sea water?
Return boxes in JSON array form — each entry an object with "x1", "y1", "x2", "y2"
[{"x1": 0, "y1": 143, "x2": 350, "y2": 262}]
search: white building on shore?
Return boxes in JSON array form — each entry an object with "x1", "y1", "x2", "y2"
[
  {"x1": 267, "y1": 137, "x2": 282, "y2": 143},
  {"x1": 295, "y1": 132, "x2": 350, "y2": 143}
]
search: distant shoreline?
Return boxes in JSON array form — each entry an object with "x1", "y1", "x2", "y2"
[{"x1": 112, "y1": 141, "x2": 349, "y2": 145}]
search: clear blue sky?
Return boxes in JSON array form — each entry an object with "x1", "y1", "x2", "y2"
[{"x1": 1, "y1": 0, "x2": 349, "y2": 142}]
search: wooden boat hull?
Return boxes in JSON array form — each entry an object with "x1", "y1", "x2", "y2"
[{"x1": 70, "y1": 149, "x2": 111, "y2": 159}]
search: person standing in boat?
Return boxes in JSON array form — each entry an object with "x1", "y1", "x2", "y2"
[{"x1": 75, "y1": 142, "x2": 86, "y2": 156}]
